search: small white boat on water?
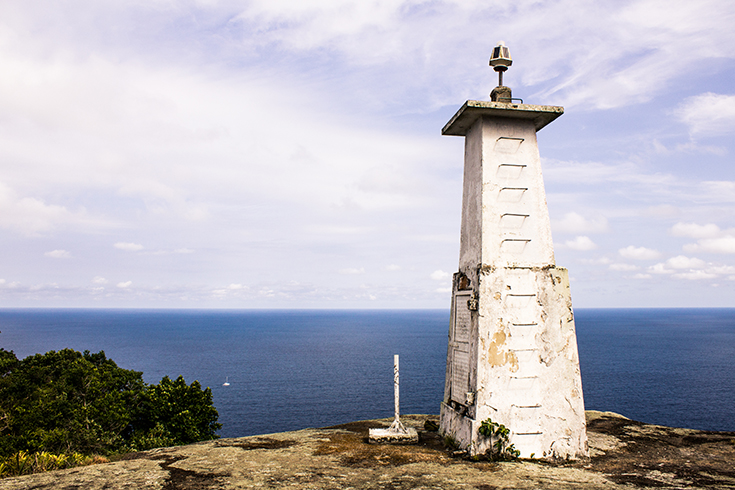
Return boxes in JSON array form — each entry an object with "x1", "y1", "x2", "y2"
[{"x1": 223, "y1": 376, "x2": 230, "y2": 386}]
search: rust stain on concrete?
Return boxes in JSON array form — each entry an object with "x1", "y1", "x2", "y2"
[{"x1": 487, "y1": 327, "x2": 518, "y2": 371}]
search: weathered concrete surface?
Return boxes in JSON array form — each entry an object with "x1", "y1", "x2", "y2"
[
  {"x1": 441, "y1": 101, "x2": 586, "y2": 459},
  {"x1": 442, "y1": 100, "x2": 563, "y2": 135},
  {"x1": 2, "y1": 411, "x2": 734, "y2": 489},
  {"x1": 368, "y1": 427, "x2": 419, "y2": 444}
]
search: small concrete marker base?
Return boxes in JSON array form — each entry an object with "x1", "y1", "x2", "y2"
[
  {"x1": 369, "y1": 354, "x2": 418, "y2": 445},
  {"x1": 368, "y1": 427, "x2": 419, "y2": 445}
]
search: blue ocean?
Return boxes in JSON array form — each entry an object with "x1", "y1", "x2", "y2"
[{"x1": 0, "y1": 308, "x2": 733, "y2": 436}]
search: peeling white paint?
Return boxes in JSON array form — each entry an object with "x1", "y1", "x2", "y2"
[{"x1": 440, "y1": 101, "x2": 588, "y2": 460}]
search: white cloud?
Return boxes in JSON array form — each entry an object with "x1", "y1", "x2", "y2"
[
  {"x1": 674, "y1": 220, "x2": 735, "y2": 254},
  {"x1": 673, "y1": 270, "x2": 718, "y2": 280},
  {"x1": 684, "y1": 235, "x2": 735, "y2": 254},
  {"x1": 232, "y1": 0, "x2": 735, "y2": 110},
  {"x1": 116, "y1": 281, "x2": 132, "y2": 288},
  {"x1": 619, "y1": 246, "x2": 661, "y2": 260},
  {"x1": 142, "y1": 247, "x2": 197, "y2": 256},
  {"x1": 649, "y1": 258, "x2": 735, "y2": 278},
  {"x1": 0, "y1": 183, "x2": 104, "y2": 236},
  {"x1": 92, "y1": 276, "x2": 108, "y2": 284},
  {"x1": 632, "y1": 273, "x2": 652, "y2": 280},
  {"x1": 385, "y1": 264, "x2": 401, "y2": 271},
  {"x1": 644, "y1": 205, "x2": 681, "y2": 218},
  {"x1": 430, "y1": 270, "x2": 451, "y2": 281},
  {"x1": 3, "y1": 0, "x2": 726, "y2": 122},
  {"x1": 580, "y1": 256, "x2": 612, "y2": 265},
  {"x1": 114, "y1": 242, "x2": 144, "y2": 251},
  {"x1": 706, "y1": 265, "x2": 735, "y2": 275},
  {"x1": 44, "y1": 249, "x2": 71, "y2": 259},
  {"x1": 543, "y1": 159, "x2": 680, "y2": 194},
  {"x1": 649, "y1": 263, "x2": 675, "y2": 274},
  {"x1": 339, "y1": 267, "x2": 365, "y2": 275},
  {"x1": 553, "y1": 212, "x2": 608, "y2": 234},
  {"x1": 609, "y1": 263, "x2": 638, "y2": 271},
  {"x1": 671, "y1": 222, "x2": 721, "y2": 239},
  {"x1": 675, "y1": 93, "x2": 735, "y2": 136},
  {"x1": 699, "y1": 181, "x2": 735, "y2": 203},
  {"x1": 1, "y1": 1, "x2": 735, "y2": 309},
  {"x1": 676, "y1": 141, "x2": 728, "y2": 155},
  {"x1": 665, "y1": 255, "x2": 706, "y2": 269},
  {"x1": 0, "y1": 21, "x2": 455, "y2": 237},
  {"x1": 212, "y1": 283, "x2": 250, "y2": 296},
  {"x1": 565, "y1": 236, "x2": 598, "y2": 251}
]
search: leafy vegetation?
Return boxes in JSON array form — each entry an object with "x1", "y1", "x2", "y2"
[
  {"x1": 0, "y1": 347, "x2": 221, "y2": 476},
  {"x1": 126, "y1": 375, "x2": 222, "y2": 451},
  {"x1": 477, "y1": 418, "x2": 520, "y2": 461},
  {"x1": 0, "y1": 451, "x2": 107, "y2": 478},
  {"x1": 442, "y1": 434, "x2": 460, "y2": 450}
]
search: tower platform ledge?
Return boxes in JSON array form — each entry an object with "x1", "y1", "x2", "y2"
[{"x1": 442, "y1": 100, "x2": 564, "y2": 136}]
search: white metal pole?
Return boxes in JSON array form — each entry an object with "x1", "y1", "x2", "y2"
[
  {"x1": 388, "y1": 354, "x2": 407, "y2": 433},
  {"x1": 394, "y1": 354, "x2": 399, "y2": 422}
]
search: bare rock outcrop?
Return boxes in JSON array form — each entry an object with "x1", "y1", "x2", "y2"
[{"x1": 2, "y1": 412, "x2": 734, "y2": 489}]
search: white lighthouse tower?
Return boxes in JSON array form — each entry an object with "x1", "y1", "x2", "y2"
[{"x1": 439, "y1": 42, "x2": 588, "y2": 460}]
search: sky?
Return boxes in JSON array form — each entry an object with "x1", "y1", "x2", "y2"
[{"x1": 1, "y1": 0, "x2": 735, "y2": 309}]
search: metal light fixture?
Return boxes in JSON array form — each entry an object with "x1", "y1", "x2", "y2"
[{"x1": 489, "y1": 41, "x2": 512, "y2": 87}]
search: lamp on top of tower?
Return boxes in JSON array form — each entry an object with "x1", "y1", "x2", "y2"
[
  {"x1": 489, "y1": 41, "x2": 513, "y2": 103},
  {"x1": 489, "y1": 41, "x2": 512, "y2": 87}
]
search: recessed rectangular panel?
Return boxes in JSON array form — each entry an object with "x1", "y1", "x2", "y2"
[
  {"x1": 453, "y1": 294, "x2": 472, "y2": 343},
  {"x1": 511, "y1": 405, "x2": 543, "y2": 434},
  {"x1": 496, "y1": 164, "x2": 526, "y2": 180},
  {"x1": 450, "y1": 294, "x2": 472, "y2": 404},
  {"x1": 500, "y1": 213, "x2": 528, "y2": 229},
  {"x1": 510, "y1": 350, "x2": 540, "y2": 377},
  {"x1": 451, "y1": 346, "x2": 470, "y2": 404},
  {"x1": 494, "y1": 137, "x2": 524, "y2": 153},
  {"x1": 505, "y1": 293, "x2": 535, "y2": 308},
  {"x1": 509, "y1": 431, "x2": 543, "y2": 459},
  {"x1": 511, "y1": 348, "x2": 539, "y2": 364},
  {"x1": 506, "y1": 376, "x2": 539, "y2": 406},
  {"x1": 508, "y1": 376, "x2": 537, "y2": 392},
  {"x1": 509, "y1": 323, "x2": 536, "y2": 342},
  {"x1": 500, "y1": 239, "x2": 530, "y2": 255},
  {"x1": 507, "y1": 314, "x2": 539, "y2": 328},
  {"x1": 498, "y1": 187, "x2": 526, "y2": 202}
]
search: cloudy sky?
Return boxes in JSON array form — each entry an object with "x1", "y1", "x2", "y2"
[{"x1": 1, "y1": 0, "x2": 734, "y2": 308}]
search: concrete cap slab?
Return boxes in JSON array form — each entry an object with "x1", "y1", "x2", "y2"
[
  {"x1": 442, "y1": 100, "x2": 564, "y2": 135},
  {"x1": 368, "y1": 427, "x2": 419, "y2": 444}
]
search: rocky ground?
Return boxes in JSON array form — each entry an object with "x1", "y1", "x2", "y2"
[{"x1": 1, "y1": 411, "x2": 734, "y2": 489}]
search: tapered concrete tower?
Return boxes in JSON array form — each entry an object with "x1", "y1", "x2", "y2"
[{"x1": 439, "y1": 43, "x2": 588, "y2": 460}]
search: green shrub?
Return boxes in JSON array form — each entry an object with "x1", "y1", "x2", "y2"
[
  {"x1": 0, "y1": 348, "x2": 221, "y2": 464},
  {"x1": 126, "y1": 376, "x2": 221, "y2": 451},
  {"x1": 477, "y1": 418, "x2": 520, "y2": 461}
]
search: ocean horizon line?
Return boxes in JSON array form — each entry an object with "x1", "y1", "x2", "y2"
[{"x1": 2, "y1": 306, "x2": 735, "y2": 311}]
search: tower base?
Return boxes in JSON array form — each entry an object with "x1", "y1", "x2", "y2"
[{"x1": 440, "y1": 266, "x2": 588, "y2": 460}]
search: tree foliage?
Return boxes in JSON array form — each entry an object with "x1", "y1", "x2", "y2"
[
  {"x1": 128, "y1": 375, "x2": 222, "y2": 451},
  {"x1": 0, "y1": 348, "x2": 221, "y2": 458}
]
